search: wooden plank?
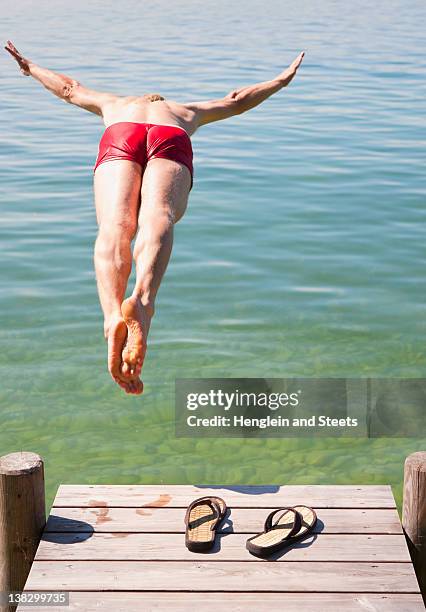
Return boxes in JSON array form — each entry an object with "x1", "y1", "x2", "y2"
[
  {"x1": 35, "y1": 533, "x2": 412, "y2": 562},
  {"x1": 45, "y1": 507, "x2": 403, "y2": 534},
  {"x1": 17, "y1": 592, "x2": 426, "y2": 612},
  {"x1": 53, "y1": 484, "x2": 396, "y2": 508},
  {"x1": 23, "y1": 561, "x2": 420, "y2": 592}
]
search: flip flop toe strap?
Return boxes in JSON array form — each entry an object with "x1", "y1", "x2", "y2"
[
  {"x1": 191, "y1": 495, "x2": 226, "y2": 518},
  {"x1": 184, "y1": 497, "x2": 222, "y2": 531},
  {"x1": 264, "y1": 507, "x2": 302, "y2": 536}
]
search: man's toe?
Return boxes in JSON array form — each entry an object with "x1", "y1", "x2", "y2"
[
  {"x1": 121, "y1": 362, "x2": 132, "y2": 377},
  {"x1": 134, "y1": 379, "x2": 144, "y2": 394}
]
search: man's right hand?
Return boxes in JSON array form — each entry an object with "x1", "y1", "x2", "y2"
[
  {"x1": 4, "y1": 40, "x2": 32, "y2": 75},
  {"x1": 276, "y1": 51, "x2": 305, "y2": 86}
]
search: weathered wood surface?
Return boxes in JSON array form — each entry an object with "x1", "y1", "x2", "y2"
[
  {"x1": 36, "y1": 532, "x2": 411, "y2": 562},
  {"x1": 45, "y1": 507, "x2": 403, "y2": 534},
  {"x1": 53, "y1": 484, "x2": 396, "y2": 508},
  {"x1": 20, "y1": 484, "x2": 422, "y2": 612},
  {"x1": 21, "y1": 560, "x2": 420, "y2": 592},
  {"x1": 17, "y1": 593, "x2": 426, "y2": 612}
]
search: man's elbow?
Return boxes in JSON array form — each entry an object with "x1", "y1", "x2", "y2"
[
  {"x1": 225, "y1": 94, "x2": 245, "y2": 116},
  {"x1": 62, "y1": 79, "x2": 80, "y2": 102},
  {"x1": 234, "y1": 99, "x2": 247, "y2": 115}
]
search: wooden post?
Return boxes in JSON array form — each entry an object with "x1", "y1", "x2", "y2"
[
  {"x1": 403, "y1": 451, "x2": 426, "y2": 602},
  {"x1": 0, "y1": 452, "x2": 45, "y2": 612}
]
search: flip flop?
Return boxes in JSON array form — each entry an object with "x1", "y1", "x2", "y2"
[
  {"x1": 287, "y1": 504, "x2": 317, "y2": 543},
  {"x1": 246, "y1": 507, "x2": 302, "y2": 558},
  {"x1": 184, "y1": 496, "x2": 227, "y2": 552}
]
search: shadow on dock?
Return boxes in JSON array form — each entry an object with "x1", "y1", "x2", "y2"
[
  {"x1": 196, "y1": 485, "x2": 280, "y2": 494},
  {"x1": 42, "y1": 515, "x2": 94, "y2": 543}
]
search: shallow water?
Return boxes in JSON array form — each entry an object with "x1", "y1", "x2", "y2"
[{"x1": 1, "y1": 0, "x2": 425, "y2": 509}]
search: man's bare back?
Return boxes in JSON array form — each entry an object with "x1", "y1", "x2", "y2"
[{"x1": 103, "y1": 95, "x2": 199, "y2": 135}]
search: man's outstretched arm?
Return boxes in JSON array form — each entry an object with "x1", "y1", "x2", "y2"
[
  {"x1": 4, "y1": 40, "x2": 118, "y2": 116},
  {"x1": 186, "y1": 52, "x2": 304, "y2": 127}
]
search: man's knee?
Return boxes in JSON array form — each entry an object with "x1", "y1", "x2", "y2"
[
  {"x1": 133, "y1": 212, "x2": 173, "y2": 257},
  {"x1": 98, "y1": 215, "x2": 137, "y2": 242},
  {"x1": 94, "y1": 225, "x2": 134, "y2": 266}
]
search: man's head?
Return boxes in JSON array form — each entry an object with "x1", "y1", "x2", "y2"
[{"x1": 144, "y1": 93, "x2": 165, "y2": 102}]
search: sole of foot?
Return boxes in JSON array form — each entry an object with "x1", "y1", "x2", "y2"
[
  {"x1": 121, "y1": 296, "x2": 147, "y2": 380},
  {"x1": 107, "y1": 317, "x2": 143, "y2": 395}
]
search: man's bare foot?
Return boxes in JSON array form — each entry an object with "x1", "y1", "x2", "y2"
[
  {"x1": 107, "y1": 316, "x2": 143, "y2": 395},
  {"x1": 121, "y1": 296, "x2": 150, "y2": 381}
]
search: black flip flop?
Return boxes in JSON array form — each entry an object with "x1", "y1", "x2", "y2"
[
  {"x1": 246, "y1": 507, "x2": 302, "y2": 558},
  {"x1": 184, "y1": 496, "x2": 226, "y2": 552}
]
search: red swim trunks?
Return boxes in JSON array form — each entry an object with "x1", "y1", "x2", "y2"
[{"x1": 94, "y1": 122, "x2": 194, "y2": 189}]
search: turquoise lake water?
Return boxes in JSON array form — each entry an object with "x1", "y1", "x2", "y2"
[{"x1": 1, "y1": 0, "x2": 425, "y2": 509}]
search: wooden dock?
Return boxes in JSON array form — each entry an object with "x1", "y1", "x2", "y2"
[{"x1": 19, "y1": 483, "x2": 423, "y2": 611}]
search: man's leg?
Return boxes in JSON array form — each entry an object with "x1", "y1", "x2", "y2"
[
  {"x1": 93, "y1": 160, "x2": 143, "y2": 393},
  {"x1": 120, "y1": 158, "x2": 190, "y2": 380}
]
